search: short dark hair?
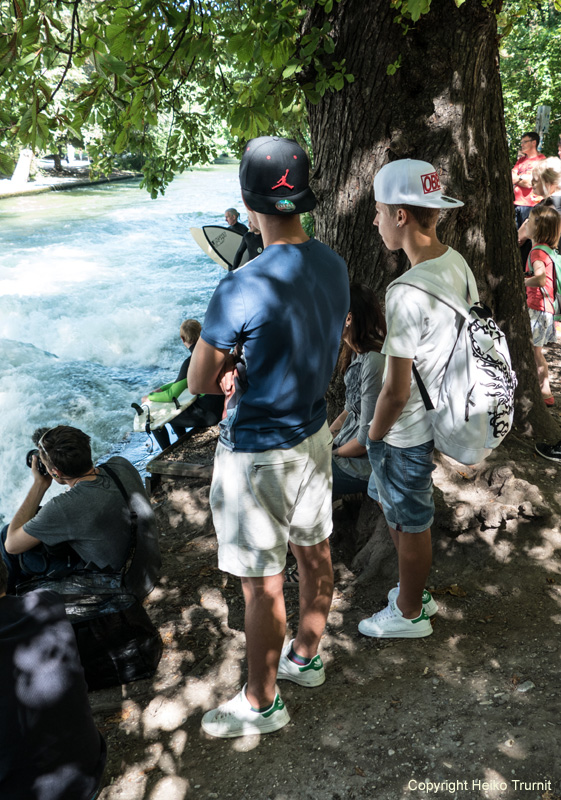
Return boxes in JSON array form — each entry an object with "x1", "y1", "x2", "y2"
[
  {"x1": 530, "y1": 205, "x2": 561, "y2": 249},
  {"x1": 387, "y1": 203, "x2": 440, "y2": 230},
  {"x1": 338, "y1": 283, "x2": 387, "y2": 374},
  {"x1": 0, "y1": 558, "x2": 8, "y2": 595},
  {"x1": 522, "y1": 131, "x2": 540, "y2": 145},
  {"x1": 38, "y1": 426, "x2": 93, "y2": 478}
]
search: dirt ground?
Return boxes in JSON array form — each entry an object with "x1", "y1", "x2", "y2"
[{"x1": 93, "y1": 347, "x2": 561, "y2": 800}]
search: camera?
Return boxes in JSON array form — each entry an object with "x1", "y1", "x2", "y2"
[{"x1": 26, "y1": 449, "x2": 48, "y2": 477}]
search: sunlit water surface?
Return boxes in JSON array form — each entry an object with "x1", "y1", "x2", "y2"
[{"x1": 0, "y1": 165, "x2": 243, "y2": 522}]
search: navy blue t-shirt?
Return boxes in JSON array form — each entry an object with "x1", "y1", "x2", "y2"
[{"x1": 201, "y1": 238, "x2": 349, "y2": 451}]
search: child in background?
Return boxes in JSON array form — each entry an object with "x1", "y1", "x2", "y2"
[{"x1": 524, "y1": 205, "x2": 561, "y2": 406}]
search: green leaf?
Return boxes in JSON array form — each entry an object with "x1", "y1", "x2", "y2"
[
  {"x1": 115, "y1": 128, "x2": 128, "y2": 153},
  {"x1": 99, "y1": 53, "x2": 127, "y2": 76},
  {"x1": 0, "y1": 151, "x2": 15, "y2": 177},
  {"x1": 403, "y1": 0, "x2": 431, "y2": 22},
  {"x1": 17, "y1": 50, "x2": 40, "y2": 67},
  {"x1": 282, "y1": 63, "x2": 300, "y2": 78},
  {"x1": 227, "y1": 32, "x2": 254, "y2": 64},
  {"x1": 302, "y1": 85, "x2": 321, "y2": 104}
]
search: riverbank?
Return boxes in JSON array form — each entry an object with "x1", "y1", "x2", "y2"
[
  {"x1": 89, "y1": 347, "x2": 561, "y2": 800},
  {"x1": 0, "y1": 170, "x2": 142, "y2": 200}
]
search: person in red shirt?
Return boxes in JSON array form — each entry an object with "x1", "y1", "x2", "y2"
[
  {"x1": 524, "y1": 204, "x2": 561, "y2": 405},
  {"x1": 512, "y1": 131, "x2": 546, "y2": 265}
]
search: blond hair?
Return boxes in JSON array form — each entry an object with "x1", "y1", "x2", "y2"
[
  {"x1": 180, "y1": 319, "x2": 201, "y2": 345},
  {"x1": 532, "y1": 157, "x2": 561, "y2": 193}
]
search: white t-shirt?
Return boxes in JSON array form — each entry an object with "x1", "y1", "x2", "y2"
[{"x1": 382, "y1": 246, "x2": 478, "y2": 447}]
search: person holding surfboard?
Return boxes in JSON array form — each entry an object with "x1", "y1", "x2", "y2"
[
  {"x1": 189, "y1": 135, "x2": 350, "y2": 739},
  {"x1": 224, "y1": 207, "x2": 248, "y2": 235},
  {"x1": 230, "y1": 210, "x2": 264, "y2": 271},
  {"x1": 142, "y1": 319, "x2": 224, "y2": 450}
]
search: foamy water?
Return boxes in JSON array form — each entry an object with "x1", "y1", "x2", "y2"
[{"x1": 0, "y1": 166, "x2": 243, "y2": 522}]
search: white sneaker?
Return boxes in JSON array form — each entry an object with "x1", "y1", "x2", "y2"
[
  {"x1": 358, "y1": 601, "x2": 433, "y2": 639},
  {"x1": 387, "y1": 585, "x2": 439, "y2": 617},
  {"x1": 201, "y1": 685, "x2": 290, "y2": 738},
  {"x1": 277, "y1": 639, "x2": 326, "y2": 687}
]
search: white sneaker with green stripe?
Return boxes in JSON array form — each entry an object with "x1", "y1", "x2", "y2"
[
  {"x1": 276, "y1": 639, "x2": 326, "y2": 687},
  {"x1": 358, "y1": 600, "x2": 433, "y2": 638},
  {"x1": 201, "y1": 684, "x2": 290, "y2": 738},
  {"x1": 387, "y1": 585, "x2": 439, "y2": 617}
]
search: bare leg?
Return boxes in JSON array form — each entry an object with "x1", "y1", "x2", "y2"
[
  {"x1": 534, "y1": 345, "x2": 552, "y2": 397},
  {"x1": 393, "y1": 528, "x2": 432, "y2": 618},
  {"x1": 241, "y1": 573, "x2": 286, "y2": 709},
  {"x1": 289, "y1": 538, "x2": 333, "y2": 659}
]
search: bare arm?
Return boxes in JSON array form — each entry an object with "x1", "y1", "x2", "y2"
[
  {"x1": 368, "y1": 356, "x2": 413, "y2": 442},
  {"x1": 329, "y1": 409, "x2": 348, "y2": 435},
  {"x1": 188, "y1": 338, "x2": 230, "y2": 395},
  {"x1": 5, "y1": 457, "x2": 50, "y2": 554},
  {"x1": 525, "y1": 259, "x2": 546, "y2": 288},
  {"x1": 333, "y1": 437, "x2": 366, "y2": 458}
]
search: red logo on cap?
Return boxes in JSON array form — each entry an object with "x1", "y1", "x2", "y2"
[
  {"x1": 271, "y1": 169, "x2": 294, "y2": 191},
  {"x1": 421, "y1": 172, "x2": 442, "y2": 194}
]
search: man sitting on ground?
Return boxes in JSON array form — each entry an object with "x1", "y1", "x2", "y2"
[
  {"x1": 0, "y1": 425, "x2": 160, "y2": 597},
  {"x1": 0, "y1": 558, "x2": 106, "y2": 799}
]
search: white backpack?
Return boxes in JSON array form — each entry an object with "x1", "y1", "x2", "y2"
[{"x1": 399, "y1": 271, "x2": 517, "y2": 465}]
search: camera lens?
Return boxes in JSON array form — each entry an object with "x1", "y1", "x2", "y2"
[{"x1": 26, "y1": 449, "x2": 47, "y2": 476}]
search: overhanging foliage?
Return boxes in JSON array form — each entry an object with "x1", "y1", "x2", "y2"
[{"x1": 0, "y1": 0, "x2": 352, "y2": 195}]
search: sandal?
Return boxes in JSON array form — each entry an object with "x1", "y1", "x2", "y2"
[{"x1": 284, "y1": 565, "x2": 299, "y2": 587}]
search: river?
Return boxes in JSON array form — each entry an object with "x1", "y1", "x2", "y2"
[{"x1": 0, "y1": 165, "x2": 243, "y2": 523}]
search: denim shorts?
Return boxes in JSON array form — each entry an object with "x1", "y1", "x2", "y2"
[{"x1": 366, "y1": 438, "x2": 435, "y2": 533}]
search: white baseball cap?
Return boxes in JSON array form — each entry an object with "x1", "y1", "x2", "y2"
[{"x1": 373, "y1": 159, "x2": 464, "y2": 209}]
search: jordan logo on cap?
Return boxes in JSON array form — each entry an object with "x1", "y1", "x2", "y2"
[{"x1": 271, "y1": 169, "x2": 294, "y2": 191}]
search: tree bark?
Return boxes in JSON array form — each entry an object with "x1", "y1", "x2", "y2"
[{"x1": 305, "y1": 0, "x2": 556, "y2": 439}]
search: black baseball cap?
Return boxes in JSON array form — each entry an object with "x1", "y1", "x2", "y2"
[{"x1": 239, "y1": 136, "x2": 317, "y2": 215}]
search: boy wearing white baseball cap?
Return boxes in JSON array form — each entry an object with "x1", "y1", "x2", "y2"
[{"x1": 359, "y1": 159, "x2": 473, "y2": 639}]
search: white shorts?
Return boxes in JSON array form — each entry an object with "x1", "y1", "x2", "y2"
[{"x1": 209, "y1": 422, "x2": 333, "y2": 577}]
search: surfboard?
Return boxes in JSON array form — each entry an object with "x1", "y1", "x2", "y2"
[
  {"x1": 190, "y1": 225, "x2": 249, "y2": 270},
  {"x1": 132, "y1": 389, "x2": 198, "y2": 433}
]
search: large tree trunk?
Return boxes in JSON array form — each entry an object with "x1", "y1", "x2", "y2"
[{"x1": 305, "y1": 0, "x2": 555, "y2": 439}]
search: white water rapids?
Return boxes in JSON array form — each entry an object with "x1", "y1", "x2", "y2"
[{"x1": 0, "y1": 165, "x2": 243, "y2": 522}]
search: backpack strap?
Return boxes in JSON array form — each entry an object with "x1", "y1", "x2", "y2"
[
  {"x1": 99, "y1": 462, "x2": 138, "y2": 580},
  {"x1": 397, "y1": 268, "x2": 481, "y2": 413},
  {"x1": 411, "y1": 363, "x2": 434, "y2": 411}
]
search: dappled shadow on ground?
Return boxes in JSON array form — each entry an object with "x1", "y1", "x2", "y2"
[{"x1": 94, "y1": 425, "x2": 561, "y2": 799}]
